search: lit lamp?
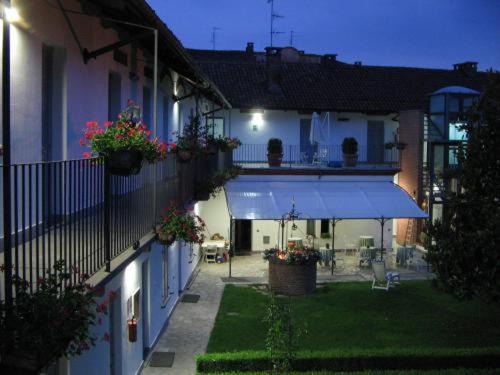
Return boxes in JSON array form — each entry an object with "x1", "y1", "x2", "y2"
[{"x1": 3, "y1": 6, "x2": 20, "y2": 24}]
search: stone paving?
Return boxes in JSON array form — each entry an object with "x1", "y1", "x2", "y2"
[{"x1": 141, "y1": 249, "x2": 433, "y2": 374}]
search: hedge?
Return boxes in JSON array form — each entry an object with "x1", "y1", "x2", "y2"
[{"x1": 196, "y1": 347, "x2": 500, "y2": 373}]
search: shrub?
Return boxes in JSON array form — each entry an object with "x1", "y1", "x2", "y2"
[
  {"x1": 267, "y1": 138, "x2": 283, "y2": 154},
  {"x1": 196, "y1": 347, "x2": 500, "y2": 373},
  {"x1": 342, "y1": 137, "x2": 358, "y2": 155}
]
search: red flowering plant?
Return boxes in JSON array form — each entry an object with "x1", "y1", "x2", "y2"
[
  {"x1": 81, "y1": 101, "x2": 167, "y2": 162},
  {"x1": 212, "y1": 136, "x2": 241, "y2": 152},
  {"x1": 156, "y1": 201, "x2": 206, "y2": 245},
  {"x1": 0, "y1": 261, "x2": 112, "y2": 372}
]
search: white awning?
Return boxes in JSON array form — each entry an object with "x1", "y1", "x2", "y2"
[{"x1": 224, "y1": 180, "x2": 428, "y2": 220}]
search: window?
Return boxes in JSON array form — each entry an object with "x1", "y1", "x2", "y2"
[
  {"x1": 162, "y1": 95, "x2": 169, "y2": 140},
  {"x1": 306, "y1": 220, "x2": 316, "y2": 237},
  {"x1": 162, "y1": 248, "x2": 169, "y2": 305},
  {"x1": 108, "y1": 72, "x2": 122, "y2": 121},
  {"x1": 430, "y1": 95, "x2": 445, "y2": 113},
  {"x1": 320, "y1": 220, "x2": 329, "y2": 235},
  {"x1": 206, "y1": 117, "x2": 224, "y2": 138},
  {"x1": 143, "y1": 86, "x2": 151, "y2": 126}
]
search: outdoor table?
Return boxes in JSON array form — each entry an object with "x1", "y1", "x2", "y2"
[
  {"x1": 202, "y1": 240, "x2": 226, "y2": 255},
  {"x1": 359, "y1": 236, "x2": 375, "y2": 248}
]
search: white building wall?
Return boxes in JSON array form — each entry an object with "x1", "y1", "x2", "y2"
[{"x1": 226, "y1": 109, "x2": 398, "y2": 161}]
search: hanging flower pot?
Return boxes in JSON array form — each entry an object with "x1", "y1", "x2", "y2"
[
  {"x1": 159, "y1": 232, "x2": 176, "y2": 246},
  {"x1": 107, "y1": 150, "x2": 143, "y2": 176},
  {"x1": 206, "y1": 143, "x2": 218, "y2": 155},
  {"x1": 177, "y1": 149, "x2": 193, "y2": 163},
  {"x1": 127, "y1": 318, "x2": 137, "y2": 342}
]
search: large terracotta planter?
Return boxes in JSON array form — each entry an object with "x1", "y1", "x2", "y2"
[
  {"x1": 267, "y1": 153, "x2": 283, "y2": 167},
  {"x1": 268, "y1": 258, "x2": 317, "y2": 295},
  {"x1": 107, "y1": 150, "x2": 143, "y2": 176},
  {"x1": 342, "y1": 153, "x2": 358, "y2": 167}
]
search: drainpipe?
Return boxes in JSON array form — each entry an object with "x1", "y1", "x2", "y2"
[
  {"x1": 152, "y1": 28, "x2": 158, "y2": 221},
  {"x1": 2, "y1": 0, "x2": 13, "y2": 308}
]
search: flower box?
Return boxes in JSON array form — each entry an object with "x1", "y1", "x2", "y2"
[
  {"x1": 177, "y1": 149, "x2": 193, "y2": 163},
  {"x1": 107, "y1": 150, "x2": 143, "y2": 176},
  {"x1": 268, "y1": 258, "x2": 317, "y2": 295}
]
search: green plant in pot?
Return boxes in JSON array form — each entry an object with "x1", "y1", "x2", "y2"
[
  {"x1": 174, "y1": 115, "x2": 203, "y2": 163},
  {"x1": 267, "y1": 138, "x2": 283, "y2": 167},
  {"x1": 342, "y1": 137, "x2": 358, "y2": 167}
]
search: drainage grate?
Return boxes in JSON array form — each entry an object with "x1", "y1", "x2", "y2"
[
  {"x1": 181, "y1": 294, "x2": 200, "y2": 303},
  {"x1": 149, "y1": 351, "x2": 175, "y2": 367}
]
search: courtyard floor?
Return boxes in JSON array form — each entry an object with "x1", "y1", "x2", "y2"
[{"x1": 141, "y1": 249, "x2": 433, "y2": 374}]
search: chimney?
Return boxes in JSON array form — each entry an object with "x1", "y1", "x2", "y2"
[
  {"x1": 265, "y1": 47, "x2": 283, "y2": 94},
  {"x1": 246, "y1": 42, "x2": 254, "y2": 55},
  {"x1": 453, "y1": 61, "x2": 478, "y2": 77},
  {"x1": 322, "y1": 54, "x2": 338, "y2": 67}
]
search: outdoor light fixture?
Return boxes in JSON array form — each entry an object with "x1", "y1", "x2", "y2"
[
  {"x1": 3, "y1": 6, "x2": 20, "y2": 23},
  {"x1": 252, "y1": 113, "x2": 264, "y2": 128}
]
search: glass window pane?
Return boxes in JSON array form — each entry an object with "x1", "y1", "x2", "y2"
[
  {"x1": 448, "y1": 95, "x2": 459, "y2": 112},
  {"x1": 463, "y1": 97, "x2": 473, "y2": 109},
  {"x1": 430, "y1": 114, "x2": 445, "y2": 135},
  {"x1": 430, "y1": 95, "x2": 445, "y2": 113},
  {"x1": 449, "y1": 122, "x2": 467, "y2": 141}
]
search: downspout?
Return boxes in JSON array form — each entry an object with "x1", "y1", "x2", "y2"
[{"x1": 153, "y1": 29, "x2": 158, "y2": 221}]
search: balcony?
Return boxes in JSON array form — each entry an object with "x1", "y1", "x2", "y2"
[
  {"x1": 233, "y1": 144, "x2": 400, "y2": 173},
  {"x1": 0, "y1": 151, "x2": 232, "y2": 295}
]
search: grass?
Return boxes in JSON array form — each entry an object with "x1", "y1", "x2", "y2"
[{"x1": 206, "y1": 281, "x2": 500, "y2": 353}]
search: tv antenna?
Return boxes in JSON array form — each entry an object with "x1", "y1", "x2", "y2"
[
  {"x1": 210, "y1": 27, "x2": 220, "y2": 50},
  {"x1": 289, "y1": 30, "x2": 296, "y2": 47},
  {"x1": 268, "y1": 0, "x2": 284, "y2": 47}
]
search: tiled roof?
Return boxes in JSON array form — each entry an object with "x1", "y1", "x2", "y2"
[{"x1": 189, "y1": 49, "x2": 489, "y2": 113}]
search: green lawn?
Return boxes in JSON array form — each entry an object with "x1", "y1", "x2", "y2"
[{"x1": 207, "y1": 281, "x2": 500, "y2": 353}]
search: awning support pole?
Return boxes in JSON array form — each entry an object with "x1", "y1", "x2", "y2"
[
  {"x1": 377, "y1": 217, "x2": 388, "y2": 261},
  {"x1": 281, "y1": 217, "x2": 286, "y2": 250},
  {"x1": 229, "y1": 217, "x2": 234, "y2": 278},
  {"x1": 330, "y1": 218, "x2": 341, "y2": 275}
]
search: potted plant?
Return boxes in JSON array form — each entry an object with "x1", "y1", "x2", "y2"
[
  {"x1": 216, "y1": 136, "x2": 242, "y2": 152},
  {"x1": 267, "y1": 138, "x2": 283, "y2": 167},
  {"x1": 342, "y1": 137, "x2": 358, "y2": 167},
  {"x1": 156, "y1": 201, "x2": 206, "y2": 245},
  {"x1": 0, "y1": 261, "x2": 110, "y2": 374},
  {"x1": 384, "y1": 142, "x2": 395, "y2": 150},
  {"x1": 81, "y1": 102, "x2": 167, "y2": 176},
  {"x1": 193, "y1": 166, "x2": 241, "y2": 201},
  {"x1": 175, "y1": 115, "x2": 203, "y2": 163},
  {"x1": 263, "y1": 246, "x2": 320, "y2": 295}
]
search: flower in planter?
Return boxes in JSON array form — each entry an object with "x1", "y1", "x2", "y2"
[
  {"x1": 0, "y1": 261, "x2": 110, "y2": 372},
  {"x1": 214, "y1": 136, "x2": 242, "y2": 151},
  {"x1": 263, "y1": 246, "x2": 321, "y2": 265},
  {"x1": 157, "y1": 201, "x2": 206, "y2": 245},
  {"x1": 80, "y1": 101, "x2": 167, "y2": 163}
]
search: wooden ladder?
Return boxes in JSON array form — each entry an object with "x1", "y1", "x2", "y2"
[{"x1": 404, "y1": 218, "x2": 416, "y2": 246}]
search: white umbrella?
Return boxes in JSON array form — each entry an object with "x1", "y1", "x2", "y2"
[{"x1": 310, "y1": 112, "x2": 326, "y2": 145}]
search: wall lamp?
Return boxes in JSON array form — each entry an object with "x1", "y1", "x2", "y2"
[{"x1": 2, "y1": 6, "x2": 20, "y2": 23}]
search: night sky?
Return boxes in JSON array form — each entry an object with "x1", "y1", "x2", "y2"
[{"x1": 148, "y1": 0, "x2": 500, "y2": 70}]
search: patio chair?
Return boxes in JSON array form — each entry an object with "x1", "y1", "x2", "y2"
[
  {"x1": 372, "y1": 260, "x2": 400, "y2": 291},
  {"x1": 358, "y1": 246, "x2": 374, "y2": 267},
  {"x1": 204, "y1": 245, "x2": 217, "y2": 264}
]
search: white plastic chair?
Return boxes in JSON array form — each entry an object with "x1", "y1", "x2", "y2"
[
  {"x1": 372, "y1": 260, "x2": 400, "y2": 291},
  {"x1": 204, "y1": 245, "x2": 217, "y2": 264}
]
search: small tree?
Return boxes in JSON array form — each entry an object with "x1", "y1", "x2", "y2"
[
  {"x1": 426, "y1": 73, "x2": 500, "y2": 301},
  {"x1": 263, "y1": 294, "x2": 300, "y2": 373}
]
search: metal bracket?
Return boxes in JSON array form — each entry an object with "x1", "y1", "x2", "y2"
[{"x1": 83, "y1": 31, "x2": 152, "y2": 64}]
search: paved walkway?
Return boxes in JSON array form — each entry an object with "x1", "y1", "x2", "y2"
[{"x1": 141, "y1": 264, "x2": 225, "y2": 375}]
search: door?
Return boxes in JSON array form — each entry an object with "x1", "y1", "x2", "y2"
[
  {"x1": 141, "y1": 260, "x2": 150, "y2": 359},
  {"x1": 367, "y1": 120, "x2": 385, "y2": 163},
  {"x1": 109, "y1": 288, "x2": 122, "y2": 375},
  {"x1": 235, "y1": 220, "x2": 252, "y2": 253},
  {"x1": 300, "y1": 119, "x2": 315, "y2": 163}
]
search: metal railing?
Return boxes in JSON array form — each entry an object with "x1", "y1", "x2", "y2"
[
  {"x1": 1, "y1": 151, "x2": 230, "y2": 296},
  {"x1": 233, "y1": 144, "x2": 400, "y2": 168}
]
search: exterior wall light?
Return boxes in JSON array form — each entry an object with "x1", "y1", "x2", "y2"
[
  {"x1": 3, "y1": 6, "x2": 20, "y2": 23},
  {"x1": 252, "y1": 113, "x2": 264, "y2": 129}
]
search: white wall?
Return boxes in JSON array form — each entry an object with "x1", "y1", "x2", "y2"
[{"x1": 226, "y1": 109, "x2": 398, "y2": 162}]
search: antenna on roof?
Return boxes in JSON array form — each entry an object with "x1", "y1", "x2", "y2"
[
  {"x1": 268, "y1": 0, "x2": 284, "y2": 47},
  {"x1": 210, "y1": 27, "x2": 220, "y2": 50},
  {"x1": 289, "y1": 30, "x2": 296, "y2": 47}
]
